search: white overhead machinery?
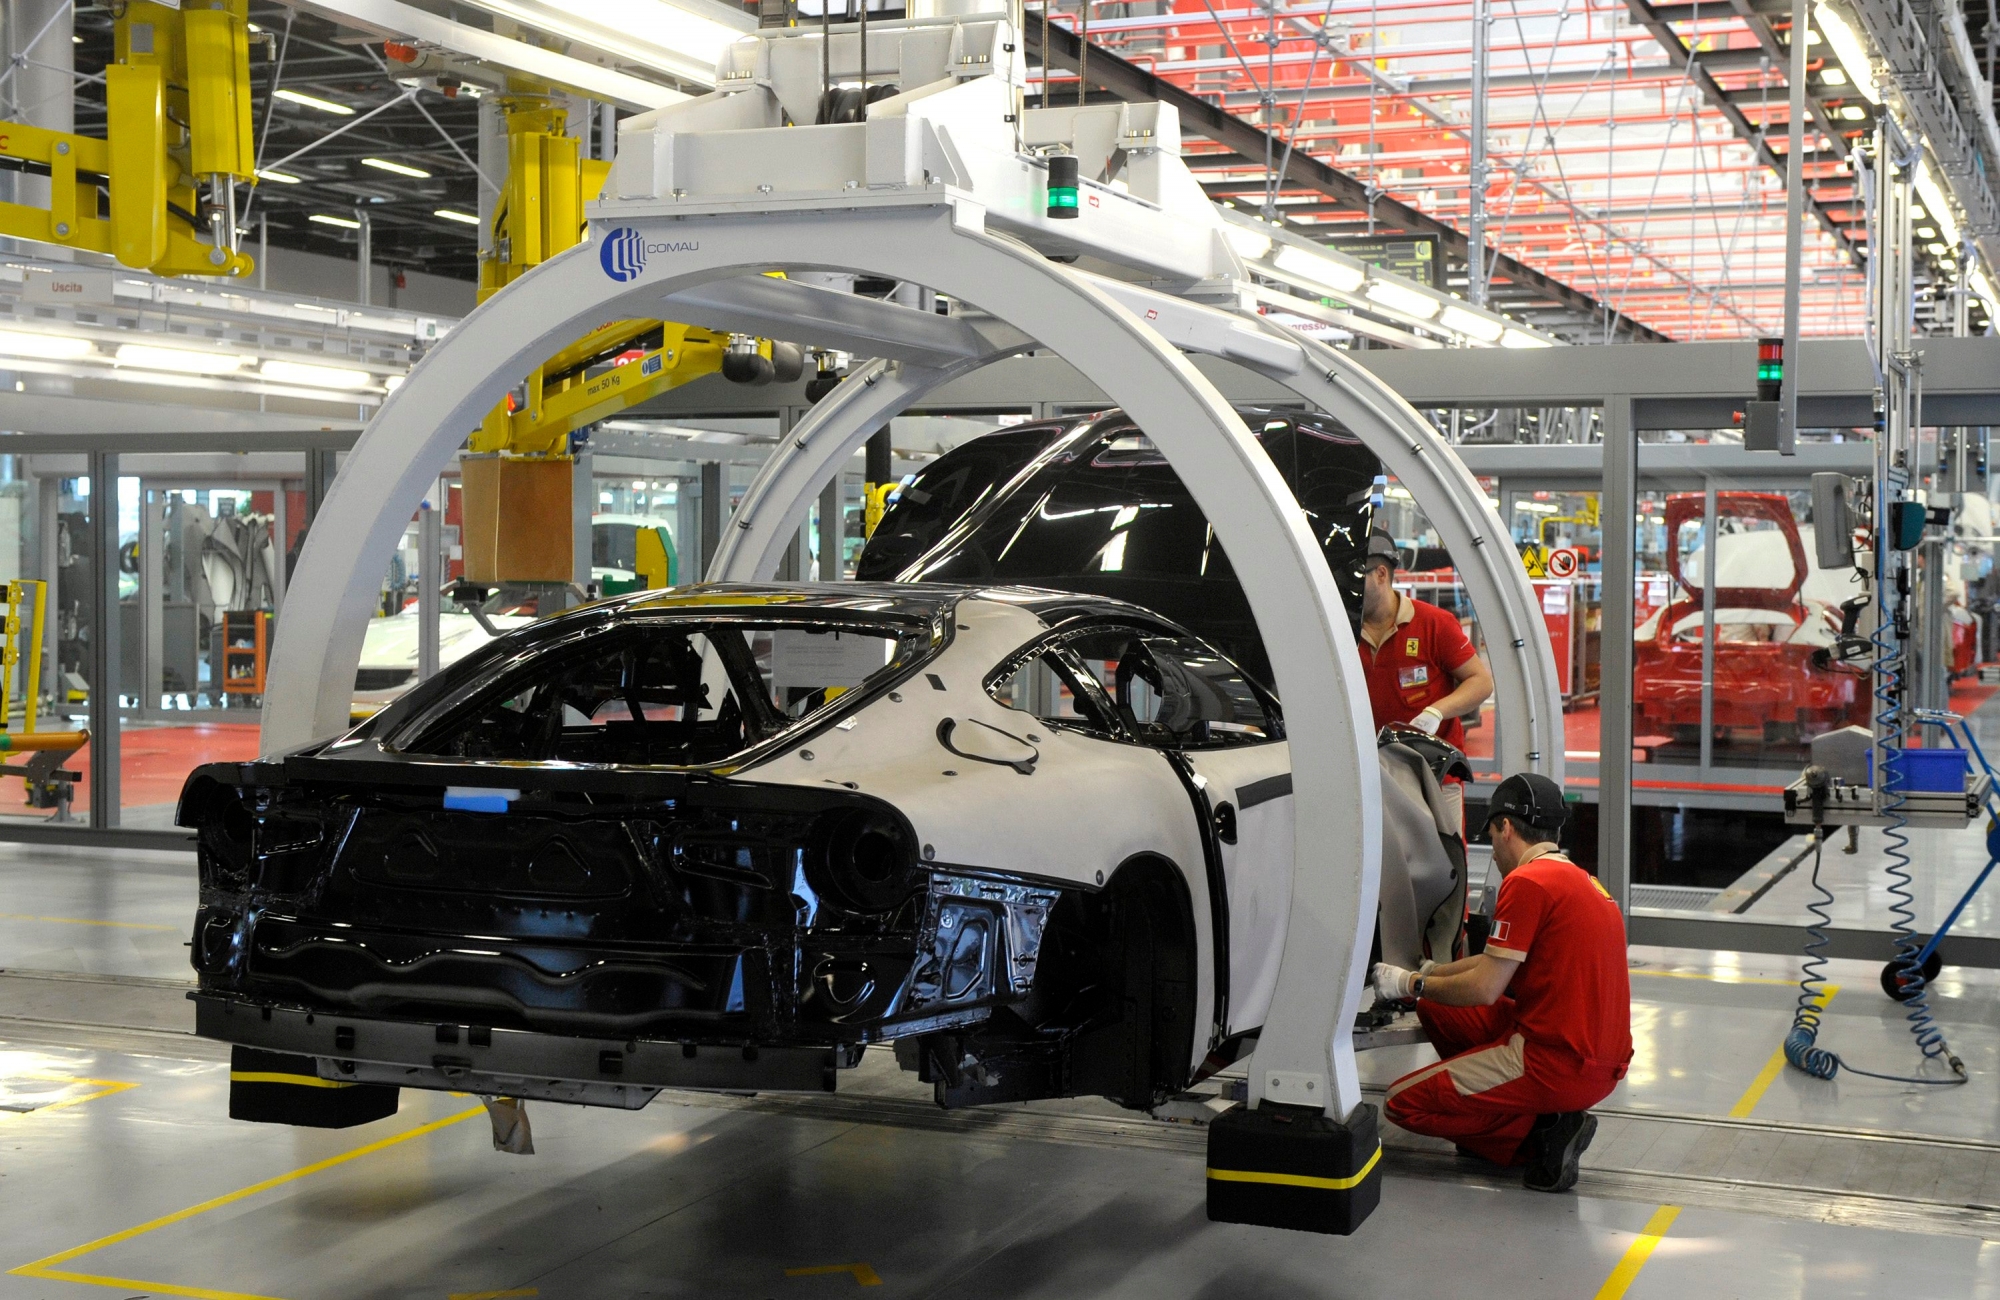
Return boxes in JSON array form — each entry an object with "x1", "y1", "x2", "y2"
[{"x1": 265, "y1": 4, "x2": 1561, "y2": 1235}]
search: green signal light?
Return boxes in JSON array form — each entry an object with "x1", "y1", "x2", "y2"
[
  {"x1": 1048, "y1": 188, "x2": 1078, "y2": 208},
  {"x1": 1046, "y1": 152, "x2": 1081, "y2": 220},
  {"x1": 1757, "y1": 362, "x2": 1784, "y2": 380}
]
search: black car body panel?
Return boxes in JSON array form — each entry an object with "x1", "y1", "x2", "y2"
[{"x1": 856, "y1": 408, "x2": 1383, "y2": 685}]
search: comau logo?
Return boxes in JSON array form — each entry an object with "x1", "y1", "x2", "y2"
[
  {"x1": 599, "y1": 228, "x2": 703, "y2": 281},
  {"x1": 601, "y1": 227, "x2": 646, "y2": 281}
]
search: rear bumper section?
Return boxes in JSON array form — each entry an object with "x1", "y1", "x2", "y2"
[{"x1": 195, "y1": 993, "x2": 841, "y2": 1108}]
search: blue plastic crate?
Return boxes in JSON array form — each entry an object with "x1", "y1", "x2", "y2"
[{"x1": 1887, "y1": 746, "x2": 1970, "y2": 793}]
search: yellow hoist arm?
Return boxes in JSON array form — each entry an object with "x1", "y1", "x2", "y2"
[{"x1": 0, "y1": 1, "x2": 255, "y2": 277}]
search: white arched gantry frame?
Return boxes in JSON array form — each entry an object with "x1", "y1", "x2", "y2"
[
  {"x1": 715, "y1": 278, "x2": 1564, "y2": 784},
  {"x1": 262, "y1": 203, "x2": 1383, "y2": 1121}
]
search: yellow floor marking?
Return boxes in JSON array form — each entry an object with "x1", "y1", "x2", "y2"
[
  {"x1": 0, "y1": 911, "x2": 178, "y2": 931},
  {"x1": 449, "y1": 1290, "x2": 539, "y2": 1300},
  {"x1": 10, "y1": 1104, "x2": 484, "y2": 1298},
  {"x1": 1590, "y1": 983, "x2": 1836, "y2": 1296},
  {"x1": 1728, "y1": 985, "x2": 1840, "y2": 1120},
  {"x1": 1592, "y1": 1205, "x2": 1683, "y2": 1300},
  {"x1": 785, "y1": 1263, "x2": 883, "y2": 1286},
  {"x1": 1629, "y1": 969, "x2": 1800, "y2": 988},
  {"x1": 11, "y1": 1076, "x2": 136, "y2": 1115}
]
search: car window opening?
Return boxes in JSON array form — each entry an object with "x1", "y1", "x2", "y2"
[{"x1": 394, "y1": 619, "x2": 922, "y2": 767}]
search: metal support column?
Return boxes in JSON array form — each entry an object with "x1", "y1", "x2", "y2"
[
  {"x1": 87, "y1": 452, "x2": 118, "y2": 829},
  {"x1": 1598, "y1": 397, "x2": 1636, "y2": 907},
  {"x1": 572, "y1": 449, "x2": 593, "y2": 599},
  {"x1": 355, "y1": 209, "x2": 373, "y2": 306},
  {"x1": 141, "y1": 488, "x2": 163, "y2": 711},
  {"x1": 1699, "y1": 484, "x2": 1717, "y2": 768},
  {"x1": 699, "y1": 460, "x2": 724, "y2": 578},
  {"x1": 306, "y1": 450, "x2": 336, "y2": 526},
  {"x1": 1467, "y1": 0, "x2": 1489, "y2": 307},
  {"x1": 1779, "y1": 0, "x2": 1806, "y2": 453},
  {"x1": 817, "y1": 476, "x2": 844, "y2": 581},
  {"x1": 417, "y1": 482, "x2": 440, "y2": 682}
]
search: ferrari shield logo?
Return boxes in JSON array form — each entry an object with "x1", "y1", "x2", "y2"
[{"x1": 1405, "y1": 637, "x2": 1420, "y2": 657}]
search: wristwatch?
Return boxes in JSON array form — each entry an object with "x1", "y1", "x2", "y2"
[{"x1": 1412, "y1": 975, "x2": 1427, "y2": 999}]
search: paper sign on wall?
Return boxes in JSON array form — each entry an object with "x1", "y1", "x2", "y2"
[{"x1": 22, "y1": 266, "x2": 114, "y2": 307}]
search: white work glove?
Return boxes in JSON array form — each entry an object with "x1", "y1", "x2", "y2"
[
  {"x1": 1372, "y1": 962, "x2": 1418, "y2": 1000},
  {"x1": 1411, "y1": 707, "x2": 1444, "y2": 736}
]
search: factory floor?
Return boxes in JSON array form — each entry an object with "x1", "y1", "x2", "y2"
[{"x1": 8, "y1": 846, "x2": 2000, "y2": 1298}]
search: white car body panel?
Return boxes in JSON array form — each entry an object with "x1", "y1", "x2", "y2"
[{"x1": 747, "y1": 596, "x2": 1227, "y2": 1063}]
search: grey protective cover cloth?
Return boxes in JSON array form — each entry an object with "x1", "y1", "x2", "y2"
[{"x1": 1374, "y1": 741, "x2": 1467, "y2": 969}]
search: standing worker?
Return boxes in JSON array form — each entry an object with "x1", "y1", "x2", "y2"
[
  {"x1": 1358, "y1": 530, "x2": 1493, "y2": 823},
  {"x1": 1372, "y1": 773, "x2": 1633, "y2": 1193}
]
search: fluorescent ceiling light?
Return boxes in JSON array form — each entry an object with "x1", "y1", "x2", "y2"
[
  {"x1": 1365, "y1": 280, "x2": 1442, "y2": 320},
  {"x1": 261, "y1": 359, "x2": 374, "y2": 390},
  {"x1": 256, "y1": 168, "x2": 302, "y2": 185},
  {"x1": 116, "y1": 343, "x2": 248, "y2": 374},
  {"x1": 385, "y1": 374, "x2": 406, "y2": 391},
  {"x1": 1224, "y1": 225, "x2": 1273, "y2": 260},
  {"x1": 362, "y1": 157, "x2": 432, "y2": 179},
  {"x1": 274, "y1": 88, "x2": 355, "y2": 116},
  {"x1": 434, "y1": 209, "x2": 481, "y2": 225},
  {"x1": 1972, "y1": 269, "x2": 1998, "y2": 312},
  {"x1": 1437, "y1": 305, "x2": 1506, "y2": 343},
  {"x1": 1915, "y1": 164, "x2": 1963, "y2": 246},
  {"x1": 1502, "y1": 329, "x2": 1555, "y2": 349},
  {"x1": 1839, "y1": 105, "x2": 1867, "y2": 120},
  {"x1": 1821, "y1": 67, "x2": 1848, "y2": 84},
  {"x1": 1917, "y1": 225, "x2": 1938, "y2": 238},
  {"x1": 309, "y1": 213, "x2": 362, "y2": 230},
  {"x1": 454, "y1": 0, "x2": 747, "y2": 82},
  {"x1": 0, "y1": 330, "x2": 94, "y2": 360},
  {"x1": 1272, "y1": 243, "x2": 1366, "y2": 294},
  {"x1": 1814, "y1": 4, "x2": 1880, "y2": 104}
]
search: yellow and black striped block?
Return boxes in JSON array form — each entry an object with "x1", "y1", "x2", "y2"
[
  {"x1": 228, "y1": 1047, "x2": 399, "y2": 1129},
  {"x1": 1205, "y1": 1100, "x2": 1382, "y2": 1235}
]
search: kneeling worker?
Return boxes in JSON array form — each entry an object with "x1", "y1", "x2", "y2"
[{"x1": 1372, "y1": 772, "x2": 1632, "y2": 1193}]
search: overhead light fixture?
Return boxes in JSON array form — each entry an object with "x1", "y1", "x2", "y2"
[
  {"x1": 255, "y1": 168, "x2": 303, "y2": 184},
  {"x1": 274, "y1": 88, "x2": 355, "y2": 116},
  {"x1": 0, "y1": 330, "x2": 94, "y2": 360},
  {"x1": 309, "y1": 213, "x2": 362, "y2": 230},
  {"x1": 1502, "y1": 329, "x2": 1555, "y2": 349},
  {"x1": 434, "y1": 209, "x2": 481, "y2": 225},
  {"x1": 1917, "y1": 225, "x2": 1938, "y2": 238},
  {"x1": 1927, "y1": 242, "x2": 1949, "y2": 255},
  {"x1": 1271, "y1": 243, "x2": 1367, "y2": 295},
  {"x1": 116, "y1": 343, "x2": 248, "y2": 374},
  {"x1": 362, "y1": 157, "x2": 432, "y2": 179},
  {"x1": 1814, "y1": 3, "x2": 1880, "y2": 103},
  {"x1": 1438, "y1": 305, "x2": 1506, "y2": 342},
  {"x1": 1224, "y1": 225, "x2": 1273, "y2": 261},
  {"x1": 261, "y1": 359, "x2": 374, "y2": 389},
  {"x1": 1839, "y1": 105, "x2": 1868, "y2": 120},
  {"x1": 1365, "y1": 280, "x2": 1442, "y2": 320},
  {"x1": 1915, "y1": 163, "x2": 1963, "y2": 246},
  {"x1": 385, "y1": 374, "x2": 406, "y2": 391},
  {"x1": 1820, "y1": 67, "x2": 1848, "y2": 84},
  {"x1": 452, "y1": 0, "x2": 749, "y2": 85}
]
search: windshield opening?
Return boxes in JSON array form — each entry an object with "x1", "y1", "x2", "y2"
[{"x1": 389, "y1": 617, "x2": 930, "y2": 767}]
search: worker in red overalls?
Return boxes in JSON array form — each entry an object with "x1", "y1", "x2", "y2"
[
  {"x1": 1358, "y1": 530, "x2": 1492, "y2": 825},
  {"x1": 1373, "y1": 772, "x2": 1633, "y2": 1193}
]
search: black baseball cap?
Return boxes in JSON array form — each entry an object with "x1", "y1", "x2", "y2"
[
  {"x1": 1485, "y1": 772, "x2": 1568, "y2": 835},
  {"x1": 1364, "y1": 530, "x2": 1401, "y2": 572}
]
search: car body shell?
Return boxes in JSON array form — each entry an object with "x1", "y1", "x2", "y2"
[{"x1": 182, "y1": 583, "x2": 1462, "y2": 1115}]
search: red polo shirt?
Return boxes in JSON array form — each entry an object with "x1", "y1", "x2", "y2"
[
  {"x1": 1485, "y1": 846, "x2": 1634, "y2": 1069},
  {"x1": 1359, "y1": 592, "x2": 1477, "y2": 749}
]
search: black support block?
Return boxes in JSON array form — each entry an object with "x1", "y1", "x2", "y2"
[
  {"x1": 228, "y1": 1047, "x2": 400, "y2": 1129},
  {"x1": 1205, "y1": 1100, "x2": 1381, "y2": 1235}
]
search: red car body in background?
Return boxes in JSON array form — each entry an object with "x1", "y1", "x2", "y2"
[{"x1": 1633, "y1": 492, "x2": 1869, "y2": 746}]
